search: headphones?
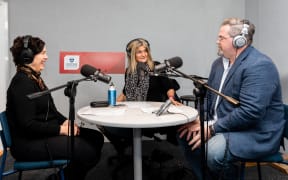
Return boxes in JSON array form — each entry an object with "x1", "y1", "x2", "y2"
[
  {"x1": 20, "y1": 35, "x2": 34, "y2": 64},
  {"x1": 125, "y1": 38, "x2": 150, "y2": 58},
  {"x1": 232, "y1": 20, "x2": 250, "y2": 48}
]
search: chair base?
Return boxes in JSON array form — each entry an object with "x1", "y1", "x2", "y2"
[{"x1": 270, "y1": 163, "x2": 288, "y2": 174}]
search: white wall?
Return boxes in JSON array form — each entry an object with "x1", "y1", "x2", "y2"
[
  {"x1": 4, "y1": 0, "x2": 288, "y2": 149},
  {"x1": 0, "y1": 0, "x2": 8, "y2": 151},
  {"x1": 7, "y1": 0, "x2": 245, "y2": 116},
  {"x1": 245, "y1": 0, "x2": 288, "y2": 103},
  {"x1": 5, "y1": 0, "x2": 288, "y2": 119},
  {"x1": 257, "y1": 0, "x2": 288, "y2": 103},
  {"x1": 0, "y1": 1, "x2": 8, "y2": 112}
]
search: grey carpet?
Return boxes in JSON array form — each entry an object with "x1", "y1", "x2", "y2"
[{"x1": 1, "y1": 140, "x2": 288, "y2": 180}]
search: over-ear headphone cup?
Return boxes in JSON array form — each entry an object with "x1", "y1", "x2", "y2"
[
  {"x1": 126, "y1": 47, "x2": 131, "y2": 58},
  {"x1": 233, "y1": 35, "x2": 247, "y2": 48},
  {"x1": 20, "y1": 48, "x2": 34, "y2": 64},
  {"x1": 20, "y1": 35, "x2": 34, "y2": 64}
]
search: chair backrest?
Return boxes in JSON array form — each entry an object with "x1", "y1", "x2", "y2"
[{"x1": 0, "y1": 111, "x2": 12, "y2": 149}]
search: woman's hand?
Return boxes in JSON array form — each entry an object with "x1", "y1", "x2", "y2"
[
  {"x1": 167, "y1": 89, "x2": 181, "y2": 106},
  {"x1": 117, "y1": 93, "x2": 126, "y2": 102},
  {"x1": 169, "y1": 97, "x2": 182, "y2": 106},
  {"x1": 60, "y1": 120, "x2": 80, "y2": 136}
]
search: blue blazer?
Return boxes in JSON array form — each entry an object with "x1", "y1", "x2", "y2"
[{"x1": 207, "y1": 46, "x2": 285, "y2": 159}]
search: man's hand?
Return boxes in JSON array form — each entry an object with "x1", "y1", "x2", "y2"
[{"x1": 178, "y1": 117, "x2": 211, "y2": 150}]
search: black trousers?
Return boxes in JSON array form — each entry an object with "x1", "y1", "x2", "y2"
[
  {"x1": 101, "y1": 125, "x2": 178, "y2": 155},
  {"x1": 11, "y1": 127, "x2": 104, "y2": 180}
]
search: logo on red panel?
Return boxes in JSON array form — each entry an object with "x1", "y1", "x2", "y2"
[{"x1": 59, "y1": 52, "x2": 126, "y2": 74}]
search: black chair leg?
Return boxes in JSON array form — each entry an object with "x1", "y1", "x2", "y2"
[
  {"x1": 256, "y1": 162, "x2": 262, "y2": 180},
  {"x1": 240, "y1": 162, "x2": 246, "y2": 180},
  {"x1": 18, "y1": 171, "x2": 22, "y2": 180}
]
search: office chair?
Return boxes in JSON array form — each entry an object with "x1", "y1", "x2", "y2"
[
  {"x1": 0, "y1": 111, "x2": 68, "y2": 180},
  {"x1": 180, "y1": 95, "x2": 197, "y2": 108},
  {"x1": 239, "y1": 104, "x2": 288, "y2": 180}
]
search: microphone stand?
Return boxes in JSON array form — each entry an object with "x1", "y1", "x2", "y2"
[
  {"x1": 166, "y1": 67, "x2": 239, "y2": 180},
  {"x1": 153, "y1": 73, "x2": 208, "y2": 80},
  {"x1": 27, "y1": 77, "x2": 90, "y2": 179}
]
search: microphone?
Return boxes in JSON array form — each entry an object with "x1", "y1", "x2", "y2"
[
  {"x1": 137, "y1": 62, "x2": 147, "y2": 82},
  {"x1": 154, "y1": 56, "x2": 183, "y2": 73},
  {"x1": 155, "y1": 99, "x2": 172, "y2": 116},
  {"x1": 80, "y1": 64, "x2": 111, "y2": 84}
]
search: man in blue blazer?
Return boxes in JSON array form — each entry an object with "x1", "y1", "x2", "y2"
[{"x1": 178, "y1": 18, "x2": 285, "y2": 180}]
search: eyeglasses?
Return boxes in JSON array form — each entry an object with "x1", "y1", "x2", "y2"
[{"x1": 217, "y1": 35, "x2": 231, "y2": 41}]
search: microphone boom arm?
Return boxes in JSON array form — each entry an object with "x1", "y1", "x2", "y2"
[
  {"x1": 170, "y1": 68, "x2": 239, "y2": 106},
  {"x1": 27, "y1": 77, "x2": 90, "y2": 99}
]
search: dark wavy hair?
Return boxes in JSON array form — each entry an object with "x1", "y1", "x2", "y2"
[{"x1": 10, "y1": 35, "x2": 45, "y2": 66}]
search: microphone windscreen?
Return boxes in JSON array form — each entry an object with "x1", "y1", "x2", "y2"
[
  {"x1": 166, "y1": 56, "x2": 183, "y2": 69},
  {"x1": 154, "y1": 56, "x2": 183, "y2": 73},
  {"x1": 137, "y1": 62, "x2": 147, "y2": 73},
  {"x1": 80, "y1": 64, "x2": 97, "y2": 77}
]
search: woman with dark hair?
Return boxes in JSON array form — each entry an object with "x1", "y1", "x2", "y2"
[{"x1": 7, "y1": 35, "x2": 104, "y2": 180}]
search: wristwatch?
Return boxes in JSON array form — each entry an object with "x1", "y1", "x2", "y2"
[{"x1": 209, "y1": 124, "x2": 216, "y2": 136}]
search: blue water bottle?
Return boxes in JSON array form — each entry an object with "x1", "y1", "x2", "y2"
[{"x1": 108, "y1": 83, "x2": 116, "y2": 106}]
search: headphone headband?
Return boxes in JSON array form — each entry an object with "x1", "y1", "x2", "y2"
[
  {"x1": 126, "y1": 38, "x2": 150, "y2": 57},
  {"x1": 23, "y1": 35, "x2": 31, "y2": 48}
]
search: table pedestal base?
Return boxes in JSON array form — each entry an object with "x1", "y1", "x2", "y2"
[{"x1": 133, "y1": 128, "x2": 142, "y2": 180}]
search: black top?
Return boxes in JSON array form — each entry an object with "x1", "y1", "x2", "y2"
[
  {"x1": 6, "y1": 71, "x2": 66, "y2": 148},
  {"x1": 123, "y1": 75, "x2": 180, "y2": 102}
]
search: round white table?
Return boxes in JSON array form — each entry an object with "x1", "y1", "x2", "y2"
[{"x1": 77, "y1": 101, "x2": 198, "y2": 180}]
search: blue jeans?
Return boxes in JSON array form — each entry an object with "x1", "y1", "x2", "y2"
[{"x1": 178, "y1": 133, "x2": 241, "y2": 180}]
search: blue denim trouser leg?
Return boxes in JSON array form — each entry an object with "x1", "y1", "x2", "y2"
[
  {"x1": 178, "y1": 133, "x2": 240, "y2": 180},
  {"x1": 207, "y1": 134, "x2": 241, "y2": 179}
]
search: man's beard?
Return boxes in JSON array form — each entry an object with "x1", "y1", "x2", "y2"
[{"x1": 217, "y1": 47, "x2": 223, "y2": 56}]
